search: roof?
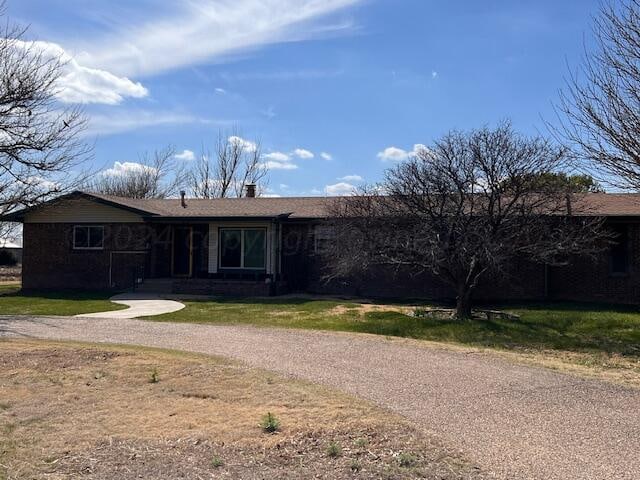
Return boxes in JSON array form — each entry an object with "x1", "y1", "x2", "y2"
[
  {"x1": 1, "y1": 191, "x2": 338, "y2": 221},
  {"x1": 3, "y1": 191, "x2": 640, "y2": 222},
  {"x1": 88, "y1": 192, "x2": 335, "y2": 219}
]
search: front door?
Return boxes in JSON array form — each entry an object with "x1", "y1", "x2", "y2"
[{"x1": 172, "y1": 227, "x2": 193, "y2": 277}]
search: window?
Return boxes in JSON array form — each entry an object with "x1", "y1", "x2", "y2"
[
  {"x1": 219, "y1": 228, "x2": 266, "y2": 269},
  {"x1": 314, "y1": 225, "x2": 335, "y2": 254},
  {"x1": 73, "y1": 226, "x2": 104, "y2": 250},
  {"x1": 610, "y1": 224, "x2": 630, "y2": 274}
]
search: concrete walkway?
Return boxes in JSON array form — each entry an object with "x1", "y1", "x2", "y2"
[
  {"x1": 1, "y1": 316, "x2": 639, "y2": 480},
  {"x1": 75, "y1": 293, "x2": 185, "y2": 319}
]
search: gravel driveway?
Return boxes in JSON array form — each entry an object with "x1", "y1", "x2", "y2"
[{"x1": 1, "y1": 315, "x2": 638, "y2": 480}]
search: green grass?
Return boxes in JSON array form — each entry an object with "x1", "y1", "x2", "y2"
[
  {"x1": 0, "y1": 284, "x2": 126, "y2": 316},
  {"x1": 152, "y1": 297, "x2": 640, "y2": 358}
]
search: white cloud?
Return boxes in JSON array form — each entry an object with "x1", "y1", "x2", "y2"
[
  {"x1": 18, "y1": 41, "x2": 147, "y2": 105},
  {"x1": 74, "y1": 0, "x2": 363, "y2": 78},
  {"x1": 215, "y1": 87, "x2": 227, "y2": 94},
  {"x1": 320, "y1": 152, "x2": 333, "y2": 161},
  {"x1": 263, "y1": 160, "x2": 299, "y2": 170},
  {"x1": 24, "y1": 176, "x2": 60, "y2": 191},
  {"x1": 264, "y1": 151, "x2": 291, "y2": 162},
  {"x1": 432, "y1": 71, "x2": 438, "y2": 79},
  {"x1": 102, "y1": 161, "x2": 156, "y2": 177},
  {"x1": 324, "y1": 182, "x2": 356, "y2": 196},
  {"x1": 377, "y1": 146, "x2": 410, "y2": 162},
  {"x1": 293, "y1": 148, "x2": 314, "y2": 159},
  {"x1": 229, "y1": 135, "x2": 258, "y2": 152},
  {"x1": 377, "y1": 144, "x2": 429, "y2": 162},
  {"x1": 338, "y1": 174, "x2": 363, "y2": 182},
  {"x1": 174, "y1": 149, "x2": 195, "y2": 161},
  {"x1": 85, "y1": 110, "x2": 208, "y2": 136}
]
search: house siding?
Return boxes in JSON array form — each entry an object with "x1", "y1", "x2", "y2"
[{"x1": 24, "y1": 198, "x2": 144, "y2": 224}]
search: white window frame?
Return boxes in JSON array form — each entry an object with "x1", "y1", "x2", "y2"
[
  {"x1": 219, "y1": 227, "x2": 267, "y2": 270},
  {"x1": 73, "y1": 225, "x2": 105, "y2": 250}
]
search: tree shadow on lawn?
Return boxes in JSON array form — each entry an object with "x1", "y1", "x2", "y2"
[
  {"x1": 174, "y1": 296, "x2": 640, "y2": 357},
  {"x1": 357, "y1": 304, "x2": 640, "y2": 357}
]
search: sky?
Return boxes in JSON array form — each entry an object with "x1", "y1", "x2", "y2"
[{"x1": 10, "y1": 0, "x2": 602, "y2": 197}]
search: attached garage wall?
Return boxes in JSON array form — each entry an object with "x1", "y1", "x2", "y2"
[{"x1": 22, "y1": 223, "x2": 150, "y2": 290}]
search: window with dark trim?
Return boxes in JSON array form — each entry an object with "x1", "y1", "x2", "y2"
[
  {"x1": 313, "y1": 225, "x2": 336, "y2": 254},
  {"x1": 610, "y1": 224, "x2": 630, "y2": 274},
  {"x1": 219, "y1": 228, "x2": 266, "y2": 269},
  {"x1": 73, "y1": 226, "x2": 104, "y2": 250}
]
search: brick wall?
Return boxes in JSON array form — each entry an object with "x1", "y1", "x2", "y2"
[
  {"x1": 22, "y1": 223, "x2": 150, "y2": 290},
  {"x1": 281, "y1": 221, "x2": 639, "y2": 304},
  {"x1": 547, "y1": 223, "x2": 640, "y2": 304}
]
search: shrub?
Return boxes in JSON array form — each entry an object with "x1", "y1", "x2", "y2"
[
  {"x1": 0, "y1": 250, "x2": 17, "y2": 266},
  {"x1": 326, "y1": 441, "x2": 342, "y2": 458},
  {"x1": 149, "y1": 367, "x2": 159, "y2": 384},
  {"x1": 354, "y1": 437, "x2": 367, "y2": 448},
  {"x1": 211, "y1": 456, "x2": 224, "y2": 468},
  {"x1": 261, "y1": 412, "x2": 280, "y2": 433},
  {"x1": 398, "y1": 452, "x2": 417, "y2": 468},
  {"x1": 350, "y1": 459, "x2": 362, "y2": 472}
]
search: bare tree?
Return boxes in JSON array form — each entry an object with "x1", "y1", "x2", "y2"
[
  {"x1": 557, "y1": 0, "x2": 640, "y2": 189},
  {"x1": 0, "y1": 3, "x2": 89, "y2": 238},
  {"x1": 326, "y1": 123, "x2": 608, "y2": 319},
  {"x1": 188, "y1": 130, "x2": 267, "y2": 198},
  {"x1": 89, "y1": 146, "x2": 183, "y2": 199}
]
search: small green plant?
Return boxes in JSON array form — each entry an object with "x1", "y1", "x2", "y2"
[
  {"x1": 354, "y1": 437, "x2": 367, "y2": 448},
  {"x1": 398, "y1": 452, "x2": 417, "y2": 468},
  {"x1": 326, "y1": 441, "x2": 342, "y2": 458},
  {"x1": 211, "y1": 456, "x2": 224, "y2": 468},
  {"x1": 350, "y1": 459, "x2": 362, "y2": 472},
  {"x1": 149, "y1": 367, "x2": 159, "y2": 384},
  {"x1": 261, "y1": 412, "x2": 280, "y2": 433}
]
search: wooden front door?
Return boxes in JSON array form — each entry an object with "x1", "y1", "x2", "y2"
[{"x1": 172, "y1": 227, "x2": 193, "y2": 277}]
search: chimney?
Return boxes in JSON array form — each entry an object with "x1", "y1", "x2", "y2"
[
  {"x1": 180, "y1": 190, "x2": 187, "y2": 208},
  {"x1": 245, "y1": 183, "x2": 256, "y2": 198}
]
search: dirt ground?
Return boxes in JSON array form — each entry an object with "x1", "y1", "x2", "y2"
[{"x1": 0, "y1": 340, "x2": 483, "y2": 480}]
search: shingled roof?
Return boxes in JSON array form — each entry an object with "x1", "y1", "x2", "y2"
[{"x1": 4, "y1": 191, "x2": 640, "y2": 222}]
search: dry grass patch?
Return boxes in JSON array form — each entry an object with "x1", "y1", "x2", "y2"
[
  {"x1": 328, "y1": 304, "x2": 415, "y2": 317},
  {"x1": 0, "y1": 340, "x2": 483, "y2": 480}
]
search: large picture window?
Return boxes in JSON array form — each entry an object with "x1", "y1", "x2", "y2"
[
  {"x1": 73, "y1": 226, "x2": 104, "y2": 250},
  {"x1": 219, "y1": 228, "x2": 266, "y2": 269}
]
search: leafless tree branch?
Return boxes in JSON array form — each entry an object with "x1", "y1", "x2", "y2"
[{"x1": 326, "y1": 122, "x2": 609, "y2": 318}]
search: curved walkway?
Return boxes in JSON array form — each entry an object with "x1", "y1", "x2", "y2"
[
  {"x1": 75, "y1": 293, "x2": 185, "y2": 319},
  {"x1": 1, "y1": 315, "x2": 638, "y2": 480}
]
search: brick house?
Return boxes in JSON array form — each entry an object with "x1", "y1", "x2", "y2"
[{"x1": 3, "y1": 190, "x2": 640, "y2": 303}]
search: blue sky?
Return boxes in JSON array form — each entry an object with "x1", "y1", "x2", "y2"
[{"x1": 12, "y1": 0, "x2": 600, "y2": 196}]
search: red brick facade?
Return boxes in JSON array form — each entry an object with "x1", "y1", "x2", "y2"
[
  {"x1": 280, "y1": 221, "x2": 640, "y2": 304},
  {"x1": 20, "y1": 219, "x2": 640, "y2": 305},
  {"x1": 22, "y1": 223, "x2": 150, "y2": 290}
]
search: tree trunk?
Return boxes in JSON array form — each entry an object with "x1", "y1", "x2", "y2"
[{"x1": 455, "y1": 286, "x2": 473, "y2": 319}]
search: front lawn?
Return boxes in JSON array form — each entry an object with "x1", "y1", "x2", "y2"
[
  {"x1": 0, "y1": 340, "x2": 475, "y2": 479},
  {"x1": 0, "y1": 285, "x2": 126, "y2": 316},
  {"x1": 153, "y1": 297, "x2": 640, "y2": 361}
]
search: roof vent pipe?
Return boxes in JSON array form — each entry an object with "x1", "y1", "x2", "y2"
[
  {"x1": 245, "y1": 183, "x2": 256, "y2": 198},
  {"x1": 180, "y1": 190, "x2": 187, "y2": 208}
]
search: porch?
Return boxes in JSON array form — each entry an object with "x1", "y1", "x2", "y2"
[{"x1": 140, "y1": 220, "x2": 286, "y2": 296}]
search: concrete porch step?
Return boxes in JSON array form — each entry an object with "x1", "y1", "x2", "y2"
[{"x1": 136, "y1": 278, "x2": 174, "y2": 294}]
